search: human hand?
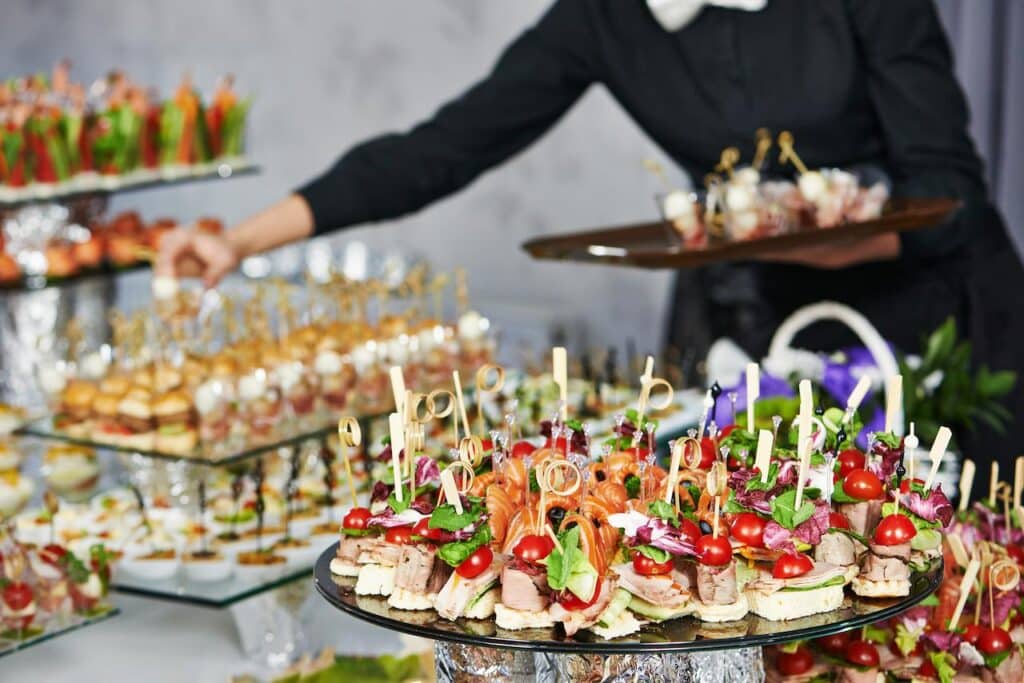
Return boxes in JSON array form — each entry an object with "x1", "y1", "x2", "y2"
[{"x1": 155, "y1": 226, "x2": 242, "y2": 287}]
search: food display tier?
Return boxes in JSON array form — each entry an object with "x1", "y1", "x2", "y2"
[
  {"x1": 522, "y1": 197, "x2": 960, "y2": 270},
  {"x1": 0, "y1": 159, "x2": 258, "y2": 208},
  {"x1": 0, "y1": 262, "x2": 150, "y2": 294},
  {"x1": 18, "y1": 411, "x2": 379, "y2": 467},
  {"x1": 112, "y1": 553, "x2": 319, "y2": 608},
  {"x1": 0, "y1": 605, "x2": 119, "y2": 659},
  {"x1": 314, "y1": 544, "x2": 942, "y2": 655}
]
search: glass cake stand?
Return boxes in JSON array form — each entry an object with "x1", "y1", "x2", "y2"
[{"x1": 313, "y1": 543, "x2": 942, "y2": 682}]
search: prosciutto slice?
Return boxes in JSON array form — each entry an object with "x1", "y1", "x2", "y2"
[{"x1": 612, "y1": 562, "x2": 690, "y2": 609}]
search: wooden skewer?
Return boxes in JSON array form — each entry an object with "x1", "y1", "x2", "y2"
[
  {"x1": 452, "y1": 371, "x2": 470, "y2": 441},
  {"x1": 388, "y1": 413, "x2": 405, "y2": 503},
  {"x1": 751, "y1": 128, "x2": 772, "y2": 171},
  {"x1": 754, "y1": 429, "x2": 773, "y2": 484},
  {"x1": 794, "y1": 380, "x2": 812, "y2": 509},
  {"x1": 959, "y1": 460, "x2": 976, "y2": 512},
  {"x1": 475, "y1": 364, "x2": 506, "y2": 436},
  {"x1": 665, "y1": 439, "x2": 685, "y2": 504},
  {"x1": 439, "y1": 468, "x2": 463, "y2": 515},
  {"x1": 905, "y1": 424, "x2": 918, "y2": 484},
  {"x1": 545, "y1": 526, "x2": 564, "y2": 554},
  {"x1": 337, "y1": 417, "x2": 362, "y2": 506},
  {"x1": 389, "y1": 366, "x2": 407, "y2": 417},
  {"x1": 989, "y1": 462, "x2": 1000, "y2": 507},
  {"x1": 1014, "y1": 456, "x2": 1024, "y2": 509},
  {"x1": 948, "y1": 558, "x2": 981, "y2": 630},
  {"x1": 922, "y1": 426, "x2": 952, "y2": 491},
  {"x1": 946, "y1": 534, "x2": 969, "y2": 569},
  {"x1": 777, "y1": 131, "x2": 810, "y2": 175},
  {"x1": 845, "y1": 376, "x2": 872, "y2": 424},
  {"x1": 552, "y1": 347, "x2": 568, "y2": 422},
  {"x1": 884, "y1": 375, "x2": 902, "y2": 434}
]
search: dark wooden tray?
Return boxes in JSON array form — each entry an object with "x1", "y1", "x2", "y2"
[{"x1": 522, "y1": 197, "x2": 960, "y2": 269}]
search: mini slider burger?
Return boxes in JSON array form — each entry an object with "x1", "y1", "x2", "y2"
[
  {"x1": 153, "y1": 388, "x2": 197, "y2": 454},
  {"x1": 116, "y1": 387, "x2": 156, "y2": 451},
  {"x1": 57, "y1": 380, "x2": 97, "y2": 437}
]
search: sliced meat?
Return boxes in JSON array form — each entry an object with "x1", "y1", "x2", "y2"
[
  {"x1": 548, "y1": 576, "x2": 616, "y2": 637},
  {"x1": 837, "y1": 668, "x2": 879, "y2": 683},
  {"x1": 861, "y1": 554, "x2": 910, "y2": 582},
  {"x1": 671, "y1": 561, "x2": 698, "y2": 591},
  {"x1": 358, "y1": 541, "x2": 403, "y2": 567},
  {"x1": 815, "y1": 532, "x2": 858, "y2": 566},
  {"x1": 868, "y1": 542, "x2": 911, "y2": 561},
  {"x1": 612, "y1": 562, "x2": 690, "y2": 609},
  {"x1": 435, "y1": 555, "x2": 503, "y2": 621},
  {"x1": 395, "y1": 544, "x2": 436, "y2": 593},
  {"x1": 501, "y1": 565, "x2": 550, "y2": 612},
  {"x1": 987, "y1": 648, "x2": 1024, "y2": 683},
  {"x1": 696, "y1": 563, "x2": 738, "y2": 605},
  {"x1": 840, "y1": 500, "x2": 882, "y2": 537},
  {"x1": 425, "y1": 557, "x2": 454, "y2": 594},
  {"x1": 746, "y1": 562, "x2": 847, "y2": 596},
  {"x1": 336, "y1": 536, "x2": 372, "y2": 564}
]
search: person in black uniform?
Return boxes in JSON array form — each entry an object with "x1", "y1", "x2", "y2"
[{"x1": 159, "y1": 0, "x2": 1024, "y2": 475}]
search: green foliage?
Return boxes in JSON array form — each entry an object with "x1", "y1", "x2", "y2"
[{"x1": 900, "y1": 317, "x2": 1016, "y2": 446}]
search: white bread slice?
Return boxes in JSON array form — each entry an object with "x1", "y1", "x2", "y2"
[
  {"x1": 355, "y1": 564, "x2": 396, "y2": 596},
  {"x1": 851, "y1": 576, "x2": 911, "y2": 598},
  {"x1": 746, "y1": 583, "x2": 844, "y2": 621},
  {"x1": 494, "y1": 604, "x2": 555, "y2": 630},
  {"x1": 694, "y1": 593, "x2": 749, "y2": 623},
  {"x1": 464, "y1": 587, "x2": 499, "y2": 620},
  {"x1": 590, "y1": 610, "x2": 643, "y2": 639},
  {"x1": 329, "y1": 558, "x2": 359, "y2": 577},
  {"x1": 387, "y1": 587, "x2": 435, "y2": 611}
]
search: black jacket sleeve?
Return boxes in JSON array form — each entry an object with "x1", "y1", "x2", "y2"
[
  {"x1": 846, "y1": 0, "x2": 989, "y2": 261},
  {"x1": 297, "y1": 0, "x2": 599, "y2": 234}
]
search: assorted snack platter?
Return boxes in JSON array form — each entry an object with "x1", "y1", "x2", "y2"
[
  {"x1": 523, "y1": 130, "x2": 959, "y2": 270},
  {"x1": 0, "y1": 61, "x2": 250, "y2": 203},
  {"x1": 314, "y1": 353, "x2": 950, "y2": 649}
]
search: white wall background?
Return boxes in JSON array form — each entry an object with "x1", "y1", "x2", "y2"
[{"x1": 2, "y1": 0, "x2": 680, "y2": 356}]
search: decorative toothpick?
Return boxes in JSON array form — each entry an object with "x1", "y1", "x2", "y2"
[
  {"x1": 884, "y1": 375, "x2": 902, "y2": 434},
  {"x1": 452, "y1": 371, "x2": 470, "y2": 441},
  {"x1": 389, "y1": 413, "x2": 405, "y2": 503},
  {"x1": 959, "y1": 460, "x2": 976, "y2": 513},
  {"x1": 439, "y1": 467, "x2": 463, "y2": 515},
  {"x1": 552, "y1": 347, "x2": 568, "y2": 422},
  {"x1": 755, "y1": 429, "x2": 774, "y2": 484},
  {"x1": 989, "y1": 462, "x2": 1000, "y2": 508},
  {"x1": 922, "y1": 426, "x2": 952, "y2": 492},
  {"x1": 948, "y1": 558, "x2": 981, "y2": 630},
  {"x1": 338, "y1": 417, "x2": 362, "y2": 506},
  {"x1": 389, "y1": 366, "x2": 407, "y2": 417},
  {"x1": 844, "y1": 376, "x2": 872, "y2": 425},
  {"x1": 745, "y1": 362, "x2": 759, "y2": 434}
]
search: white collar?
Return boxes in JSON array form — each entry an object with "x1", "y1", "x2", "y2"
[{"x1": 647, "y1": 0, "x2": 768, "y2": 32}]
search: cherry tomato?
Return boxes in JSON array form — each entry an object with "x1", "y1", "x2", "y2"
[
  {"x1": 829, "y1": 512, "x2": 851, "y2": 530},
  {"x1": 385, "y1": 526, "x2": 415, "y2": 545},
  {"x1": 679, "y1": 519, "x2": 701, "y2": 546},
  {"x1": 977, "y1": 627, "x2": 1012, "y2": 656},
  {"x1": 814, "y1": 631, "x2": 851, "y2": 656},
  {"x1": 1006, "y1": 545, "x2": 1024, "y2": 566},
  {"x1": 479, "y1": 439, "x2": 494, "y2": 452},
  {"x1": 511, "y1": 441, "x2": 535, "y2": 458},
  {"x1": 40, "y1": 544, "x2": 67, "y2": 566},
  {"x1": 696, "y1": 534, "x2": 732, "y2": 566},
  {"x1": 2, "y1": 582, "x2": 33, "y2": 611},
  {"x1": 699, "y1": 438, "x2": 717, "y2": 469},
  {"x1": 726, "y1": 454, "x2": 745, "y2": 471},
  {"x1": 873, "y1": 514, "x2": 917, "y2": 546},
  {"x1": 513, "y1": 534, "x2": 554, "y2": 563},
  {"x1": 456, "y1": 545, "x2": 494, "y2": 579},
  {"x1": 412, "y1": 518, "x2": 443, "y2": 541},
  {"x1": 773, "y1": 552, "x2": 814, "y2": 579},
  {"x1": 558, "y1": 577, "x2": 602, "y2": 610},
  {"x1": 899, "y1": 478, "x2": 925, "y2": 494},
  {"x1": 632, "y1": 551, "x2": 673, "y2": 576},
  {"x1": 842, "y1": 469, "x2": 883, "y2": 501},
  {"x1": 730, "y1": 513, "x2": 767, "y2": 548},
  {"x1": 775, "y1": 646, "x2": 814, "y2": 676},
  {"x1": 343, "y1": 507, "x2": 372, "y2": 530},
  {"x1": 837, "y1": 449, "x2": 866, "y2": 477},
  {"x1": 962, "y1": 623, "x2": 984, "y2": 645},
  {"x1": 844, "y1": 640, "x2": 880, "y2": 668},
  {"x1": 918, "y1": 659, "x2": 937, "y2": 679}
]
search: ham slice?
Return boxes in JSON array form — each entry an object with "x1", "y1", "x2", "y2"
[
  {"x1": 861, "y1": 554, "x2": 910, "y2": 582},
  {"x1": 985, "y1": 647, "x2": 1023, "y2": 683},
  {"x1": 746, "y1": 562, "x2": 847, "y2": 596},
  {"x1": 840, "y1": 500, "x2": 882, "y2": 537},
  {"x1": 395, "y1": 544, "x2": 436, "y2": 592},
  {"x1": 612, "y1": 562, "x2": 690, "y2": 608},
  {"x1": 837, "y1": 668, "x2": 879, "y2": 683},
  {"x1": 868, "y1": 543, "x2": 911, "y2": 561},
  {"x1": 425, "y1": 558, "x2": 453, "y2": 594},
  {"x1": 435, "y1": 554, "x2": 503, "y2": 621},
  {"x1": 696, "y1": 563, "x2": 738, "y2": 605},
  {"x1": 357, "y1": 540, "x2": 403, "y2": 567},
  {"x1": 549, "y1": 576, "x2": 616, "y2": 636},
  {"x1": 336, "y1": 536, "x2": 372, "y2": 564},
  {"x1": 815, "y1": 532, "x2": 858, "y2": 567},
  {"x1": 501, "y1": 565, "x2": 550, "y2": 612}
]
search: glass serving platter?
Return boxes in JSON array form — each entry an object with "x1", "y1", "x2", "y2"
[
  {"x1": 19, "y1": 409, "x2": 386, "y2": 467},
  {"x1": 313, "y1": 544, "x2": 942, "y2": 655},
  {"x1": 112, "y1": 554, "x2": 318, "y2": 608},
  {"x1": 0, "y1": 604, "x2": 119, "y2": 659},
  {"x1": 0, "y1": 159, "x2": 258, "y2": 208}
]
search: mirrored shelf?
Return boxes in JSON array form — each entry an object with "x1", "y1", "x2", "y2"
[
  {"x1": 0, "y1": 605, "x2": 119, "y2": 659},
  {"x1": 0, "y1": 159, "x2": 259, "y2": 208},
  {"x1": 314, "y1": 543, "x2": 942, "y2": 655}
]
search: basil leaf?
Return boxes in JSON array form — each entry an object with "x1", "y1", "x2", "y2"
[
  {"x1": 545, "y1": 526, "x2": 581, "y2": 592},
  {"x1": 429, "y1": 502, "x2": 481, "y2": 532},
  {"x1": 647, "y1": 500, "x2": 679, "y2": 526},
  {"x1": 634, "y1": 544, "x2": 671, "y2": 564},
  {"x1": 437, "y1": 525, "x2": 492, "y2": 567},
  {"x1": 746, "y1": 462, "x2": 778, "y2": 492},
  {"x1": 770, "y1": 489, "x2": 815, "y2": 531},
  {"x1": 624, "y1": 475, "x2": 641, "y2": 499},
  {"x1": 387, "y1": 493, "x2": 410, "y2": 515}
]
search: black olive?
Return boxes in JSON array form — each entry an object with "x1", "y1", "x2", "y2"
[
  {"x1": 547, "y1": 506, "x2": 567, "y2": 529},
  {"x1": 592, "y1": 519, "x2": 601, "y2": 529},
  {"x1": 595, "y1": 470, "x2": 606, "y2": 482},
  {"x1": 699, "y1": 520, "x2": 712, "y2": 535}
]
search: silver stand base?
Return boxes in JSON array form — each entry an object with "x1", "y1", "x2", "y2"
[{"x1": 434, "y1": 643, "x2": 764, "y2": 682}]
